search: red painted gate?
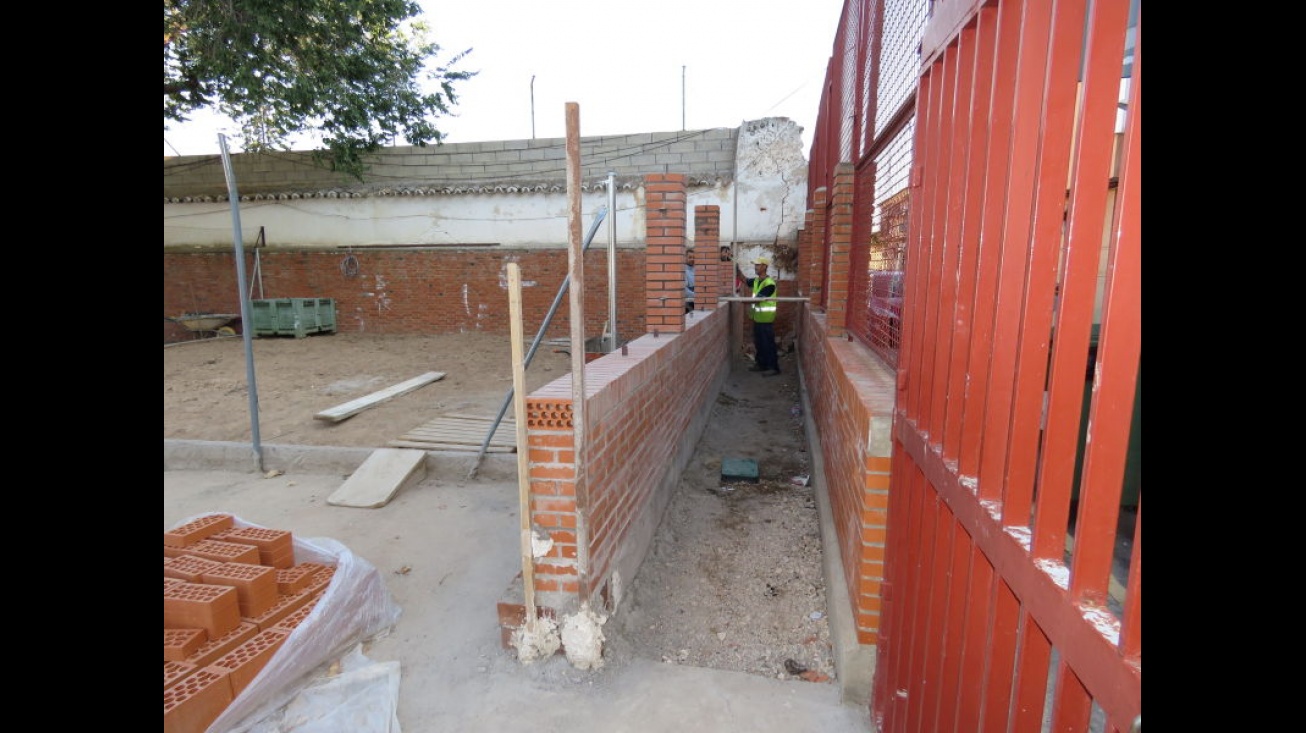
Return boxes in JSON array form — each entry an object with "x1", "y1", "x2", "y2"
[{"x1": 870, "y1": 1, "x2": 1141, "y2": 731}]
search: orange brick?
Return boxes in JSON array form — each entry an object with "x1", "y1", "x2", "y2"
[
  {"x1": 164, "y1": 555, "x2": 223, "y2": 583},
  {"x1": 275, "y1": 563, "x2": 326, "y2": 594},
  {"x1": 272, "y1": 595, "x2": 321, "y2": 632},
  {"x1": 164, "y1": 514, "x2": 235, "y2": 549},
  {"x1": 165, "y1": 583, "x2": 241, "y2": 639},
  {"x1": 201, "y1": 562, "x2": 279, "y2": 618},
  {"x1": 218, "y1": 527, "x2": 296, "y2": 569},
  {"x1": 184, "y1": 539, "x2": 262, "y2": 566},
  {"x1": 188, "y1": 622, "x2": 259, "y2": 668},
  {"x1": 164, "y1": 628, "x2": 208, "y2": 662},
  {"x1": 208, "y1": 628, "x2": 290, "y2": 697},
  {"x1": 163, "y1": 667, "x2": 232, "y2": 733},
  {"x1": 164, "y1": 660, "x2": 197, "y2": 690},
  {"x1": 246, "y1": 589, "x2": 318, "y2": 631}
]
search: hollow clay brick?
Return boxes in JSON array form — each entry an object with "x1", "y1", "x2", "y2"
[
  {"x1": 276, "y1": 563, "x2": 328, "y2": 594},
  {"x1": 246, "y1": 588, "x2": 318, "y2": 631},
  {"x1": 164, "y1": 555, "x2": 223, "y2": 583},
  {"x1": 201, "y1": 562, "x2": 279, "y2": 618},
  {"x1": 164, "y1": 628, "x2": 209, "y2": 662},
  {"x1": 164, "y1": 583, "x2": 241, "y2": 639},
  {"x1": 272, "y1": 595, "x2": 321, "y2": 632},
  {"x1": 208, "y1": 628, "x2": 291, "y2": 697},
  {"x1": 188, "y1": 621, "x2": 258, "y2": 669},
  {"x1": 302, "y1": 566, "x2": 336, "y2": 597},
  {"x1": 162, "y1": 667, "x2": 232, "y2": 733},
  {"x1": 184, "y1": 539, "x2": 262, "y2": 565},
  {"x1": 218, "y1": 527, "x2": 296, "y2": 568},
  {"x1": 164, "y1": 514, "x2": 235, "y2": 549},
  {"x1": 164, "y1": 660, "x2": 197, "y2": 690}
]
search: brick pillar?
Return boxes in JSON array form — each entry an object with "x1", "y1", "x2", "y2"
[
  {"x1": 693, "y1": 205, "x2": 721, "y2": 312},
  {"x1": 524, "y1": 396, "x2": 580, "y2": 598},
  {"x1": 825, "y1": 163, "x2": 855, "y2": 337},
  {"x1": 806, "y1": 187, "x2": 829, "y2": 311},
  {"x1": 645, "y1": 174, "x2": 687, "y2": 333}
]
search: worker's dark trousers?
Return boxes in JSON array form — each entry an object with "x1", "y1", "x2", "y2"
[{"x1": 753, "y1": 321, "x2": 779, "y2": 372}]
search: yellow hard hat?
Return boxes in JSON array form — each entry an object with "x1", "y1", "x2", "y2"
[{"x1": 753, "y1": 256, "x2": 771, "y2": 266}]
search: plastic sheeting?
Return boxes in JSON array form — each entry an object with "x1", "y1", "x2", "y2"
[{"x1": 167, "y1": 513, "x2": 402, "y2": 733}]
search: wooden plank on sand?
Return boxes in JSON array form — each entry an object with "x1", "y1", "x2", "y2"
[{"x1": 314, "y1": 371, "x2": 445, "y2": 423}]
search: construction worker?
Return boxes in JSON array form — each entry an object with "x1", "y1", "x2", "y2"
[{"x1": 737, "y1": 256, "x2": 780, "y2": 375}]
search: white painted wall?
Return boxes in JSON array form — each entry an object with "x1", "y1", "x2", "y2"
[{"x1": 163, "y1": 119, "x2": 809, "y2": 256}]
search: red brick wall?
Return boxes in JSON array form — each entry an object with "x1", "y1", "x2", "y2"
[
  {"x1": 506, "y1": 175, "x2": 729, "y2": 625},
  {"x1": 163, "y1": 249, "x2": 648, "y2": 344},
  {"x1": 798, "y1": 309, "x2": 895, "y2": 646},
  {"x1": 825, "y1": 163, "x2": 855, "y2": 336},
  {"x1": 805, "y1": 186, "x2": 829, "y2": 310},
  {"x1": 644, "y1": 174, "x2": 688, "y2": 334},
  {"x1": 522, "y1": 313, "x2": 729, "y2": 612}
]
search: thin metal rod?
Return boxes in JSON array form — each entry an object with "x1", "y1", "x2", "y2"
[
  {"x1": 466, "y1": 206, "x2": 608, "y2": 480},
  {"x1": 218, "y1": 133, "x2": 263, "y2": 473},
  {"x1": 606, "y1": 172, "x2": 617, "y2": 351}
]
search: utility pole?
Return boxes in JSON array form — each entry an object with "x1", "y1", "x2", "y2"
[
  {"x1": 531, "y1": 75, "x2": 536, "y2": 139},
  {"x1": 681, "y1": 66, "x2": 686, "y2": 130}
]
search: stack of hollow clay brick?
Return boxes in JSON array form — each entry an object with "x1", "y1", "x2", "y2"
[{"x1": 164, "y1": 514, "x2": 336, "y2": 733}]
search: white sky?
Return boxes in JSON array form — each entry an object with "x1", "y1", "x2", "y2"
[{"x1": 163, "y1": 0, "x2": 847, "y2": 157}]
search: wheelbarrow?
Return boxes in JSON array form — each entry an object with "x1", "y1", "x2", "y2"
[{"x1": 166, "y1": 313, "x2": 241, "y2": 338}]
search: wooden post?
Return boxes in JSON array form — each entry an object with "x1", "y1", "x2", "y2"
[
  {"x1": 564, "y1": 102, "x2": 590, "y2": 598},
  {"x1": 507, "y1": 263, "x2": 537, "y2": 629}
]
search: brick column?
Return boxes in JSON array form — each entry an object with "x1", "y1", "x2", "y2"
[
  {"x1": 806, "y1": 187, "x2": 829, "y2": 310},
  {"x1": 693, "y1": 205, "x2": 721, "y2": 312},
  {"x1": 825, "y1": 163, "x2": 855, "y2": 337},
  {"x1": 644, "y1": 174, "x2": 687, "y2": 333}
]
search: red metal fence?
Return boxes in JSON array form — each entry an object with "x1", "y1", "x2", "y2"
[{"x1": 807, "y1": 0, "x2": 1141, "y2": 730}]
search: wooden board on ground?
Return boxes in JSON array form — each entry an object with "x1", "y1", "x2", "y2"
[
  {"x1": 389, "y1": 414, "x2": 517, "y2": 452},
  {"x1": 327, "y1": 448, "x2": 428, "y2": 508},
  {"x1": 314, "y1": 371, "x2": 446, "y2": 423}
]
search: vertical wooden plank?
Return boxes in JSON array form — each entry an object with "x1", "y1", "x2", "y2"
[
  {"x1": 508, "y1": 262, "x2": 536, "y2": 624},
  {"x1": 565, "y1": 101, "x2": 590, "y2": 598}
]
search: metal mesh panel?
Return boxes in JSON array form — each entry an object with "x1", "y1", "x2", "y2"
[{"x1": 876, "y1": 0, "x2": 928, "y2": 139}]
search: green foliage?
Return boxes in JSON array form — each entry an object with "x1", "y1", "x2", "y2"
[{"x1": 164, "y1": 0, "x2": 475, "y2": 179}]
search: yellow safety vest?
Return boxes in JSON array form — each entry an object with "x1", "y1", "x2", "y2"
[{"x1": 751, "y1": 276, "x2": 778, "y2": 324}]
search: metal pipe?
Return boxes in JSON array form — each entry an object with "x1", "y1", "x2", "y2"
[
  {"x1": 466, "y1": 206, "x2": 609, "y2": 479},
  {"x1": 218, "y1": 133, "x2": 263, "y2": 473},
  {"x1": 606, "y1": 172, "x2": 617, "y2": 351}
]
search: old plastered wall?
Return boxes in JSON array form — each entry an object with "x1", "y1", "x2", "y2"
[{"x1": 162, "y1": 121, "x2": 807, "y2": 252}]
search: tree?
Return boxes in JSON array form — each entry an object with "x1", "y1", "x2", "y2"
[{"x1": 164, "y1": 0, "x2": 474, "y2": 179}]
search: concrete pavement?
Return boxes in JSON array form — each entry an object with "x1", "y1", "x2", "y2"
[{"x1": 164, "y1": 446, "x2": 876, "y2": 733}]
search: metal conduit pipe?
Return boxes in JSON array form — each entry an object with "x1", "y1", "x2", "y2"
[{"x1": 466, "y1": 206, "x2": 610, "y2": 480}]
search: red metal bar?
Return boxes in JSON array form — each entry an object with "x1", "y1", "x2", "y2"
[
  {"x1": 924, "y1": 39, "x2": 965, "y2": 450},
  {"x1": 941, "y1": 20, "x2": 989, "y2": 464},
  {"x1": 979, "y1": 579, "x2": 1020, "y2": 733},
  {"x1": 1010, "y1": 614, "x2": 1053, "y2": 731},
  {"x1": 1050, "y1": 657, "x2": 1094, "y2": 733},
  {"x1": 915, "y1": 502, "x2": 956, "y2": 730},
  {"x1": 931, "y1": 516, "x2": 972, "y2": 733},
  {"x1": 980, "y1": 0, "x2": 1049, "y2": 528},
  {"x1": 967, "y1": 0, "x2": 1022, "y2": 507},
  {"x1": 951, "y1": 545, "x2": 995, "y2": 731}
]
